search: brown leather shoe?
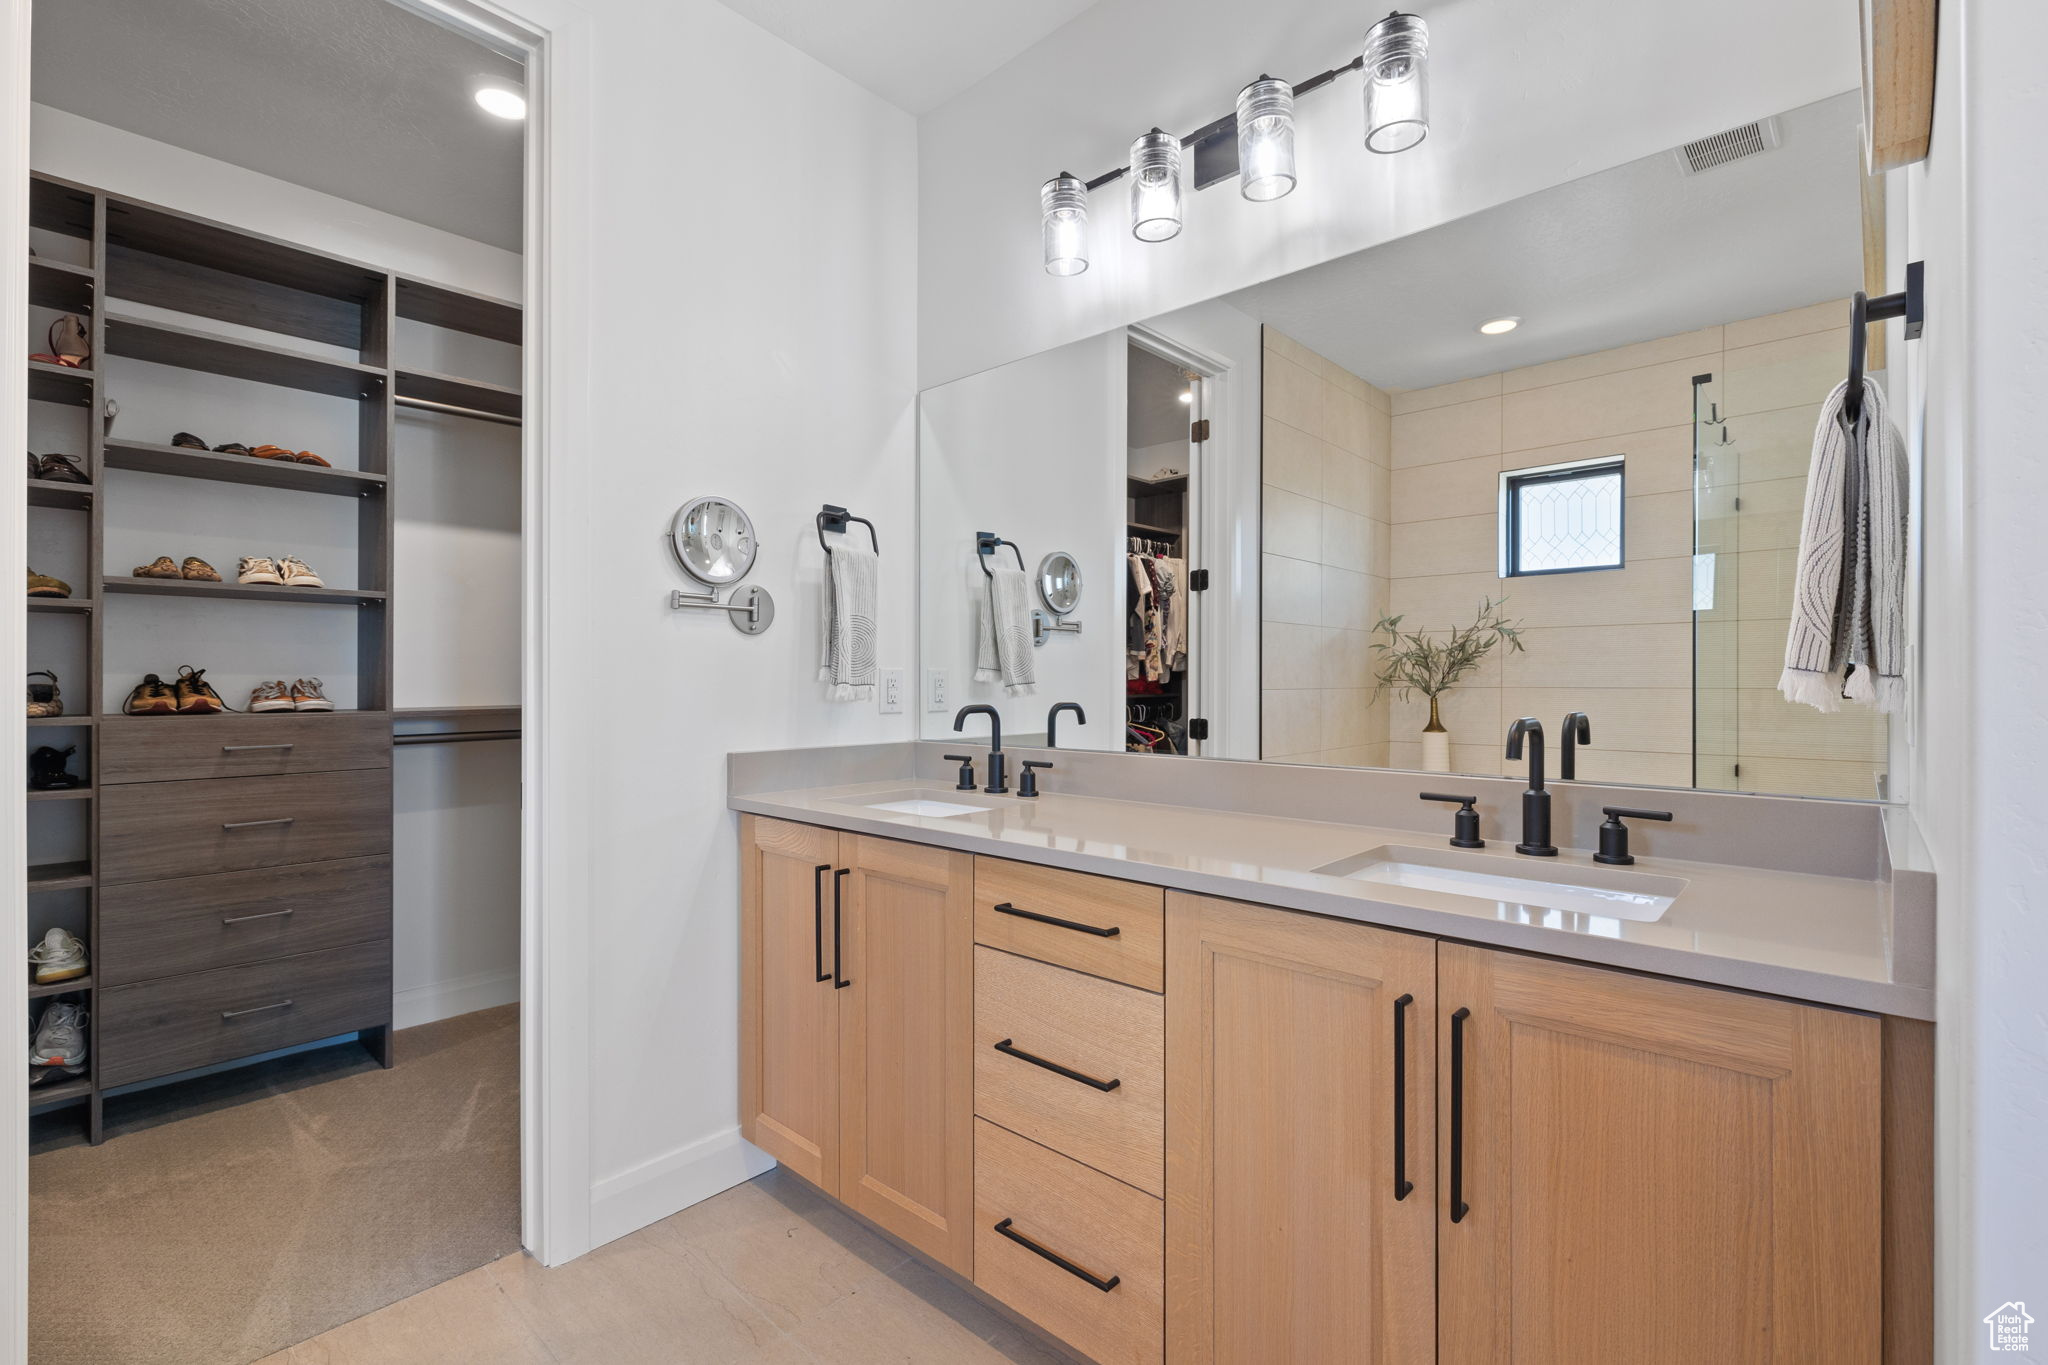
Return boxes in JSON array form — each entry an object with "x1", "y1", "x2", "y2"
[
  {"x1": 249, "y1": 444, "x2": 296, "y2": 461},
  {"x1": 26, "y1": 568, "x2": 70, "y2": 598},
  {"x1": 35, "y1": 454, "x2": 89, "y2": 484},
  {"x1": 133, "y1": 555, "x2": 181, "y2": 579},
  {"x1": 122, "y1": 673, "x2": 177, "y2": 715},
  {"x1": 171, "y1": 432, "x2": 209, "y2": 450},
  {"x1": 293, "y1": 451, "x2": 332, "y2": 467},
  {"x1": 173, "y1": 665, "x2": 225, "y2": 715},
  {"x1": 179, "y1": 557, "x2": 221, "y2": 582}
]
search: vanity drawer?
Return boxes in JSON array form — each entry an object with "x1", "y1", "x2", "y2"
[
  {"x1": 98, "y1": 939, "x2": 391, "y2": 1088},
  {"x1": 976, "y1": 946, "x2": 1164, "y2": 1195},
  {"x1": 99, "y1": 712, "x2": 390, "y2": 785},
  {"x1": 100, "y1": 769, "x2": 392, "y2": 885},
  {"x1": 974, "y1": 1118, "x2": 1162, "y2": 1365},
  {"x1": 974, "y1": 858, "x2": 1164, "y2": 992},
  {"x1": 97, "y1": 856, "x2": 391, "y2": 986}
]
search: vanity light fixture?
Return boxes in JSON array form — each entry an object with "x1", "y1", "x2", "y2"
[
  {"x1": 1236, "y1": 78, "x2": 1298, "y2": 202},
  {"x1": 1129, "y1": 130, "x2": 1184, "y2": 242},
  {"x1": 1037, "y1": 10, "x2": 1430, "y2": 275},
  {"x1": 1478, "y1": 316, "x2": 1521, "y2": 335},
  {"x1": 1041, "y1": 173, "x2": 1090, "y2": 276},
  {"x1": 474, "y1": 82, "x2": 527, "y2": 120}
]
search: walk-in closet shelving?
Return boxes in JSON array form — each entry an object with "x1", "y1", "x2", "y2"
[{"x1": 24, "y1": 170, "x2": 521, "y2": 1142}]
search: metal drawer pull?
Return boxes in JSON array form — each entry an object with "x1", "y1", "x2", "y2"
[
  {"x1": 832, "y1": 868, "x2": 852, "y2": 989},
  {"x1": 812, "y1": 864, "x2": 832, "y2": 984},
  {"x1": 1393, "y1": 992, "x2": 1413, "y2": 1201},
  {"x1": 992, "y1": 1218, "x2": 1120, "y2": 1292},
  {"x1": 221, "y1": 999, "x2": 294, "y2": 1020},
  {"x1": 991, "y1": 902, "x2": 1119, "y2": 938},
  {"x1": 1450, "y1": 1006, "x2": 1471, "y2": 1224},
  {"x1": 221, "y1": 817, "x2": 296, "y2": 830},
  {"x1": 221, "y1": 909, "x2": 295, "y2": 926},
  {"x1": 993, "y1": 1038, "x2": 1120, "y2": 1092},
  {"x1": 220, "y1": 743, "x2": 295, "y2": 752}
]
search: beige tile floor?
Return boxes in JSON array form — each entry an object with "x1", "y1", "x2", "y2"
[{"x1": 258, "y1": 1166, "x2": 1087, "y2": 1365}]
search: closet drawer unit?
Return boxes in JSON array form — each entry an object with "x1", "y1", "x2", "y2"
[
  {"x1": 975, "y1": 858, "x2": 1165, "y2": 992},
  {"x1": 975, "y1": 946, "x2": 1165, "y2": 1196},
  {"x1": 974, "y1": 1118, "x2": 1163, "y2": 1365},
  {"x1": 99, "y1": 712, "x2": 391, "y2": 785},
  {"x1": 100, "y1": 769, "x2": 392, "y2": 885},
  {"x1": 97, "y1": 856, "x2": 392, "y2": 986},
  {"x1": 98, "y1": 939, "x2": 393, "y2": 1088}
]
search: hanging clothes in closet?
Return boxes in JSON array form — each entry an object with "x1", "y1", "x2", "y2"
[{"x1": 1125, "y1": 540, "x2": 1185, "y2": 684}]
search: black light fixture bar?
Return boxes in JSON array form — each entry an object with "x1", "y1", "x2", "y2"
[{"x1": 1081, "y1": 53, "x2": 1367, "y2": 193}]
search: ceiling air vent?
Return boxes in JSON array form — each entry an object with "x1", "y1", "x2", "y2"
[{"x1": 1674, "y1": 117, "x2": 1782, "y2": 175}]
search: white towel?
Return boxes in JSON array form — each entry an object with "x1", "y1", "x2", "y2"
[
  {"x1": 818, "y1": 542, "x2": 879, "y2": 701},
  {"x1": 974, "y1": 563, "x2": 1036, "y2": 695},
  {"x1": 1778, "y1": 376, "x2": 1908, "y2": 714}
]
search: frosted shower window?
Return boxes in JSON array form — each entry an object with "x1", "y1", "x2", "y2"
[{"x1": 1501, "y1": 458, "x2": 1625, "y2": 576}]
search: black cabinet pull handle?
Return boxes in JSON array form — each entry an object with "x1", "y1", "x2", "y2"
[
  {"x1": 220, "y1": 743, "x2": 294, "y2": 752},
  {"x1": 832, "y1": 868, "x2": 852, "y2": 989},
  {"x1": 1393, "y1": 992, "x2": 1413, "y2": 1201},
  {"x1": 1450, "y1": 1006, "x2": 1471, "y2": 1223},
  {"x1": 992, "y1": 1218, "x2": 1120, "y2": 1293},
  {"x1": 993, "y1": 1038, "x2": 1120, "y2": 1092},
  {"x1": 222, "y1": 817, "x2": 295, "y2": 830},
  {"x1": 811, "y1": 864, "x2": 832, "y2": 983},
  {"x1": 221, "y1": 999, "x2": 293, "y2": 1020},
  {"x1": 991, "y1": 901, "x2": 1119, "y2": 937}
]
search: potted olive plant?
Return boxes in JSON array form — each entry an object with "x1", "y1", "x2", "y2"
[{"x1": 1371, "y1": 598, "x2": 1525, "y2": 773}]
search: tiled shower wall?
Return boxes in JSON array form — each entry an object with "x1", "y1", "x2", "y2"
[{"x1": 1261, "y1": 301, "x2": 1889, "y2": 799}]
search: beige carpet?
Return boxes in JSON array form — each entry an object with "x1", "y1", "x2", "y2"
[{"x1": 30, "y1": 1004, "x2": 520, "y2": 1365}]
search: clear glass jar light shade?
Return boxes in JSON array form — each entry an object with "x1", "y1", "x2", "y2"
[
  {"x1": 1129, "y1": 132, "x2": 1183, "y2": 242},
  {"x1": 1363, "y1": 12, "x2": 1429, "y2": 154},
  {"x1": 1041, "y1": 175, "x2": 1089, "y2": 276},
  {"x1": 1236, "y1": 78, "x2": 1297, "y2": 202}
]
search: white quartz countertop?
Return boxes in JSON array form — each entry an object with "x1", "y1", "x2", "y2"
[{"x1": 731, "y1": 778, "x2": 1931, "y2": 1019}]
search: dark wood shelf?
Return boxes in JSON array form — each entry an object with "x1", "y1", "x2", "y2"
[
  {"x1": 104, "y1": 315, "x2": 386, "y2": 400},
  {"x1": 29, "y1": 1075, "x2": 93, "y2": 1106},
  {"x1": 26, "y1": 478, "x2": 96, "y2": 510},
  {"x1": 26, "y1": 598, "x2": 92, "y2": 614},
  {"x1": 1127, "y1": 521, "x2": 1184, "y2": 538},
  {"x1": 29, "y1": 257, "x2": 95, "y2": 313},
  {"x1": 1128, "y1": 474, "x2": 1189, "y2": 497},
  {"x1": 28, "y1": 361, "x2": 93, "y2": 406},
  {"x1": 27, "y1": 861, "x2": 92, "y2": 893},
  {"x1": 101, "y1": 575, "x2": 388, "y2": 606},
  {"x1": 395, "y1": 277, "x2": 521, "y2": 345},
  {"x1": 395, "y1": 367, "x2": 520, "y2": 421},
  {"x1": 29, "y1": 976, "x2": 92, "y2": 998},
  {"x1": 29, "y1": 174, "x2": 96, "y2": 238},
  {"x1": 26, "y1": 788, "x2": 92, "y2": 802},
  {"x1": 26, "y1": 716, "x2": 95, "y2": 729},
  {"x1": 106, "y1": 196, "x2": 383, "y2": 307},
  {"x1": 102, "y1": 440, "x2": 386, "y2": 498}
]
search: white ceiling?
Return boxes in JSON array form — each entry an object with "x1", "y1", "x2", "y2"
[
  {"x1": 1222, "y1": 92, "x2": 1865, "y2": 392},
  {"x1": 31, "y1": 0, "x2": 524, "y2": 250},
  {"x1": 711, "y1": 0, "x2": 1108, "y2": 115}
]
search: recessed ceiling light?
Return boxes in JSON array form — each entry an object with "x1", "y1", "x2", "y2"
[
  {"x1": 1178, "y1": 390, "x2": 1193, "y2": 404},
  {"x1": 475, "y1": 84, "x2": 527, "y2": 121},
  {"x1": 1478, "y1": 316, "x2": 1521, "y2": 335}
]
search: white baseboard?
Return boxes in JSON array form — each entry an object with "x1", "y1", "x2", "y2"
[
  {"x1": 588, "y1": 1125, "x2": 775, "y2": 1250},
  {"x1": 395, "y1": 967, "x2": 521, "y2": 1030}
]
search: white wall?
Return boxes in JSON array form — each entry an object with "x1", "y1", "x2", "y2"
[
  {"x1": 1906, "y1": 0, "x2": 2048, "y2": 1355},
  {"x1": 916, "y1": 0, "x2": 1859, "y2": 389},
  {"x1": 918, "y1": 331, "x2": 1125, "y2": 748},
  {"x1": 29, "y1": 107, "x2": 524, "y2": 1029}
]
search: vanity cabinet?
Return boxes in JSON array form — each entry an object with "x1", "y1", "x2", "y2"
[{"x1": 738, "y1": 816, "x2": 976, "y2": 1274}]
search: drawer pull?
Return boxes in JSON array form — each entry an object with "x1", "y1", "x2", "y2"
[
  {"x1": 1450, "y1": 1006, "x2": 1471, "y2": 1224},
  {"x1": 811, "y1": 864, "x2": 832, "y2": 984},
  {"x1": 221, "y1": 909, "x2": 295, "y2": 926},
  {"x1": 1393, "y1": 992, "x2": 1413, "y2": 1201},
  {"x1": 221, "y1": 817, "x2": 296, "y2": 831},
  {"x1": 993, "y1": 1038, "x2": 1120, "y2": 1092},
  {"x1": 832, "y1": 868, "x2": 852, "y2": 989},
  {"x1": 221, "y1": 999, "x2": 294, "y2": 1020},
  {"x1": 991, "y1": 901, "x2": 1119, "y2": 938},
  {"x1": 992, "y1": 1218, "x2": 1120, "y2": 1293},
  {"x1": 220, "y1": 743, "x2": 295, "y2": 753}
]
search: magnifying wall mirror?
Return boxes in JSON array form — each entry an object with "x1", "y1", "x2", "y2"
[
  {"x1": 1038, "y1": 551, "x2": 1083, "y2": 614},
  {"x1": 669, "y1": 495, "x2": 758, "y2": 587}
]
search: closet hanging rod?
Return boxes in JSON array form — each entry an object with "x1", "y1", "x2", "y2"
[
  {"x1": 393, "y1": 728, "x2": 521, "y2": 746},
  {"x1": 976, "y1": 531, "x2": 1026, "y2": 579},
  {"x1": 395, "y1": 394, "x2": 522, "y2": 427},
  {"x1": 1843, "y1": 260, "x2": 1924, "y2": 425},
  {"x1": 817, "y1": 504, "x2": 879, "y2": 553}
]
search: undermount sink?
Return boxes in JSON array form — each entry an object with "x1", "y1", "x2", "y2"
[
  {"x1": 857, "y1": 790, "x2": 994, "y2": 818},
  {"x1": 1313, "y1": 844, "x2": 1687, "y2": 923}
]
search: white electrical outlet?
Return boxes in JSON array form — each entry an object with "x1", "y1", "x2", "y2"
[
  {"x1": 925, "y1": 667, "x2": 949, "y2": 712},
  {"x1": 878, "y1": 669, "x2": 905, "y2": 714}
]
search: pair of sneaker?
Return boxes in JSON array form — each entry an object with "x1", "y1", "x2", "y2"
[
  {"x1": 124, "y1": 664, "x2": 225, "y2": 715},
  {"x1": 29, "y1": 928, "x2": 86, "y2": 985},
  {"x1": 238, "y1": 555, "x2": 323, "y2": 588},
  {"x1": 30, "y1": 1000, "x2": 87, "y2": 1080},
  {"x1": 249, "y1": 678, "x2": 333, "y2": 712}
]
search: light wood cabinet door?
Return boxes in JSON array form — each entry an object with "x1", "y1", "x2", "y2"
[
  {"x1": 739, "y1": 816, "x2": 843, "y2": 1194},
  {"x1": 1437, "y1": 944, "x2": 1882, "y2": 1365},
  {"x1": 837, "y1": 832, "x2": 977, "y2": 1275},
  {"x1": 1165, "y1": 892, "x2": 1437, "y2": 1365}
]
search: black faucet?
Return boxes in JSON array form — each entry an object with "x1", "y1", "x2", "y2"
[
  {"x1": 1504, "y1": 717, "x2": 1557, "y2": 856},
  {"x1": 1046, "y1": 702, "x2": 1086, "y2": 749},
  {"x1": 953, "y1": 705, "x2": 1007, "y2": 793},
  {"x1": 1559, "y1": 711, "x2": 1592, "y2": 780}
]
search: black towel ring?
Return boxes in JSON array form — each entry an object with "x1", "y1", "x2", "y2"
[
  {"x1": 976, "y1": 532, "x2": 1025, "y2": 579},
  {"x1": 817, "y1": 504, "x2": 879, "y2": 553},
  {"x1": 1842, "y1": 260, "x2": 1925, "y2": 427}
]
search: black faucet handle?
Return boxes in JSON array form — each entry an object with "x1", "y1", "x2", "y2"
[
  {"x1": 1593, "y1": 807, "x2": 1673, "y2": 866},
  {"x1": 943, "y1": 754, "x2": 977, "y2": 791},
  {"x1": 1420, "y1": 792, "x2": 1485, "y2": 849},
  {"x1": 1019, "y1": 760, "x2": 1053, "y2": 798}
]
